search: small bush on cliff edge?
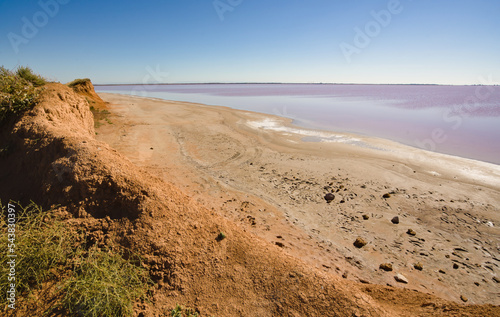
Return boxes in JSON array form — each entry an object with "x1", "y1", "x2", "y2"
[
  {"x1": 16, "y1": 66, "x2": 47, "y2": 87},
  {"x1": 67, "y1": 78, "x2": 91, "y2": 88},
  {"x1": 0, "y1": 66, "x2": 46, "y2": 123}
]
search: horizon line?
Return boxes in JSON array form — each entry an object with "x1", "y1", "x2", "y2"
[{"x1": 93, "y1": 82, "x2": 499, "y2": 87}]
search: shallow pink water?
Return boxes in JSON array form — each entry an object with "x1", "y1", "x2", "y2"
[{"x1": 96, "y1": 84, "x2": 500, "y2": 165}]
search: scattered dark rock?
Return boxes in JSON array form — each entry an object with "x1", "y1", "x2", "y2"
[
  {"x1": 414, "y1": 262, "x2": 423, "y2": 271},
  {"x1": 391, "y1": 216, "x2": 400, "y2": 224},
  {"x1": 407, "y1": 229, "x2": 416, "y2": 236},
  {"x1": 382, "y1": 193, "x2": 391, "y2": 198},
  {"x1": 453, "y1": 263, "x2": 459, "y2": 269},
  {"x1": 150, "y1": 147, "x2": 153, "y2": 150},
  {"x1": 275, "y1": 242, "x2": 285, "y2": 248},
  {"x1": 493, "y1": 277, "x2": 500, "y2": 283},
  {"x1": 324, "y1": 193, "x2": 335, "y2": 203},
  {"x1": 342, "y1": 271, "x2": 349, "y2": 279},
  {"x1": 439, "y1": 269, "x2": 446, "y2": 274},
  {"x1": 362, "y1": 214, "x2": 370, "y2": 220},
  {"x1": 353, "y1": 237, "x2": 367, "y2": 248},
  {"x1": 359, "y1": 279, "x2": 370, "y2": 284},
  {"x1": 460, "y1": 295, "x2": 468, "y2": 302},
  {"x1": 394, "y1": 274, "x2": 408, "y2": 284},
  {"x1": 379, "y1": 263, "x2": 393, "y2": 271}
]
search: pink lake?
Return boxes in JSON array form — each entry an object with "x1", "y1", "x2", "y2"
[{"x1": 95, "y1": 84, "x2": 500, "y2": 165}]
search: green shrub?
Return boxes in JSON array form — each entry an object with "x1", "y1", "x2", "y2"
[
  {"x1": 67, "y1": 78, "x2": 91, "y2": 88},
  {"x1": 216, "y1": 232, "x2": 226, "y2": 241},
  {"x1": 15, "y1": 66, "x2": 46, "y2": 87},
  {"x1": 0, "y1": 66, "x2": 45, "y2": 123},
  {"x1": 0, "y1": 201, "x2": 151, "y2": 316},
  {"x1": 171, "y1": 304, "x2": 199, "y2": 317},
  {"x1": 0, "y1": 202, "x2": 75, "y2": 296},
  {"x1": 60, "y1": 247, "x2": 150, "y2": 317}
]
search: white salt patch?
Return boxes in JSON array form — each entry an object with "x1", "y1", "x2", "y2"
[
  {"x1": 246, "y1": 118, "x2": 361, "y2": 144},
  {"x1": 403, "y1": 151, "x2": 500, "y2": 188},
  {"x1": 455, "y1": 164, "x2": 500, "y2": 188}
]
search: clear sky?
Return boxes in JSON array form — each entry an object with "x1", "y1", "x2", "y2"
[{"x1": 1, "y1": 0, "x2": 499, "y2": 85}]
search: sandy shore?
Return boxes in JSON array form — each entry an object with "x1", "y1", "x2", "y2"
[{"x1": 96, "y1": 92, "x2": 500, "y2": 305}]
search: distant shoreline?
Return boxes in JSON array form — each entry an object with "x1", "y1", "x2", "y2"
[{"x1": 94, "y1": 82, "x2": 499, "y2": 87}]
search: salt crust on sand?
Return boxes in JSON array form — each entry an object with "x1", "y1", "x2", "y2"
[
  {"x1": 246, "y1": 118, "x2": 500, "y2": 189},
  {"x1": 246, "y1": 118, "x2": 361, "y2": 144}
]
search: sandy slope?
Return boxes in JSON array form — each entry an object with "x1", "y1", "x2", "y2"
[
  {"x1": 1, "y1": 83, "x2": 499, "y2": 316},
  {"x1": 96, "y1": 92, "x2": 500, "y2": 307}
]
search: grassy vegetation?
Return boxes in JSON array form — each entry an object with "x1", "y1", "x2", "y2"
[
  {"x1": 15, "y1": 66, "x2": 47, "y2": 87},
  {"x1": 67, "y1": 78, "x2": 91, "y2": 88},
  {"x1": 171, "y1": 304, "x2": 199, "y2": 317},
  {"x1": 0, "y1": 201, "x2": 151, "y2": 316},
  {"x1": 0, "y1": 202, "x2": 77, "y2": 295},
  {"x1": 60, "y1": 247, "x2": 150, "y2": 317},
  {"x1": 90, "y1": 106, "x2": 112, "y2": 128},
  {"x1": 0, "y1": 66, "x2": 46, "y2": 123}
]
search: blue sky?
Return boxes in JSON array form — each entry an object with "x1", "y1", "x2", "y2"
[{"x1": 0, "y1": 0, "x2": 499, "y2": 84}]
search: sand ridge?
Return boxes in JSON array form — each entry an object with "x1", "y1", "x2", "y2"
[{"x1": 97, "y1": 92, "x2": 500, "y2": 306}]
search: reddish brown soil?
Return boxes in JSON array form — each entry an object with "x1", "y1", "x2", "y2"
[
  {"x1": 68, "y1": 78, "x2": 108, "y2": 110},
  {"x1": 1, "y1": 83, "x2": 498, "y2": 316}
]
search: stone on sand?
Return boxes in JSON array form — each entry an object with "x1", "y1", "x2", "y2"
[
  {"x1": 407, "y1": 229, "x2": 416, "y2": 236},
  {"x1": 379, "y1": 263, "x2": 393, "y2": 271},
  {"x1": 353, "y1": 237, "x2": 367, "y2": 248},
  {"x1": 324, "y1": 193, "x2": 335, "y2": 203},
  {"x1": 414, "y1": 262, "x2": 423, "y2": 271},
  {"x1": 394, "y1": 273, "x2": 408, "y2": 284}
]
